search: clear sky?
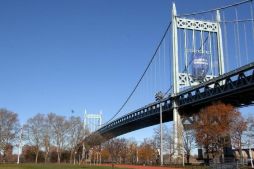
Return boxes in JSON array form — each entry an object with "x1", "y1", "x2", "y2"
[{"x1": 0, "y1": 0, "x2": 253, "y2": 142}]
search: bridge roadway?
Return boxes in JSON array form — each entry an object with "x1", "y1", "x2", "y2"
[{"x1": 96, "y1": 62, "x2": 254, "y2": 139}]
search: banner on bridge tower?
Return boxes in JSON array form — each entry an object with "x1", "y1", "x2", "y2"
[{"x1": 192, "y1": 53, "x2": 209, "y2": 81}]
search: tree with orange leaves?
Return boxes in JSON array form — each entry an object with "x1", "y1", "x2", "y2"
[{"x1": 193, "y1": 102, "x2": 240, "y2": 164}]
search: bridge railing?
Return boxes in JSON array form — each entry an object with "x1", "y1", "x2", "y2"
[{"x1": 178, "y1": 62, "x2": 254, "y2": 107}]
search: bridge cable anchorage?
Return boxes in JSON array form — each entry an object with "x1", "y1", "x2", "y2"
[
  {"x1": 177, "y1": 0, "x2": 252, "y2": 17},
  {"x1": 101, "y1": 22, "x2": 172, "y2": 126}
]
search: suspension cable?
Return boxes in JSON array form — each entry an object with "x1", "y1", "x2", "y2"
[
  {"x1": 243, "y1": 23, "x2": 249, "y2": 63},
  {"x1": 178, "y1": 0, "x2": 252, "y2": 17},
  {"x1": 221, "y1": 18, "x2": 254, "y2": 23},
  {"x1": 102, "y1": 22, "x2": 172, "y2": 125}
]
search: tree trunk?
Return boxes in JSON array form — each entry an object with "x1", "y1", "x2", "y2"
[
  {"x1": 70, "y1": 150, "x2": 73, "y2": 164},
  {"x1": 186, "y1": 153, "x2": 190, "y2": 164},
  {"x1": 240, "y1": 141, "x2": 243, "y2": 164},
  {"x1": 44, "y1": 152, "x2": 48, "y2": 163},
  {"x1": 57, "y1": 152, "x2": 61, "y2": 163},
  {"x1": 35, "y1": 151, "x2": 39, "y2": 164},
  {"x1": 206, "y1": 147, "x2": 210, "y2": 166}
]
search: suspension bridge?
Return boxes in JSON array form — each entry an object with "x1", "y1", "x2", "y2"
[{"x1": 84, "y1": 0, "x2": 254, "y2": 159}]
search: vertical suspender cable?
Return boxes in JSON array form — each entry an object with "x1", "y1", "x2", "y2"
[
  {"x1": 169, "y1": 32, "x2": 172, "y2": 91},
  {"x1": 184, "y1": 29, "x2": 187, "y2": 72},
  {"x1": 250, "y1": 0, "x2": 254, "y2": 44},
  {"x1": 212, "y1": 32, "x2": 217, "y2": 75},
  {"x1": 184, "y1": 29, "x2": 190, "y2": 86},
  {"x1": 235, "y1": 7, "x2": 241, "y2": 66},
  {"x1": 201, "y1": 30, "x2": 204, "y2": 53},
  {"x1": 192, "y1": 29, "x2": 195, "y2": 84},
  {"x1": 158, "y1": 47, "x2": 161, "y2": 90},
  {"x1": 179, "y1": 31, "x2": 182, "y2": 72},
  {"x1": 154, "y1": 49, "x2": 157, "y2": 93},
  {"x1": 233, "y1": 18, "x2": 238, "y2": 68},
  {"x1": 208, "y1": 32, "x2": 214, "y2": 76},
  {"x1": 163, "y1": 39, "x2": 166, "y2": 91},
  {"x1": 222, "y1": 11, "x2": 229, "y2": 71},
  {"x1": 243, "y1": 23, "x2": 249, "y2": 63},
  {"x1": 192, "y1": 29, "x2": 195, "y2": 53}
]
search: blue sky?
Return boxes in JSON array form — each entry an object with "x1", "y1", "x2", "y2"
[{"x1": 0, "y1": 0, "x2": 253, "y2": 141}]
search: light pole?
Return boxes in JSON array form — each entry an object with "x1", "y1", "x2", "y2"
[
  {"x1": 155, "y1": 91, "x2": 164, "y2": 166},
  {"x1": 17, "y1": 127, "x2": 23, "y2": 164}
]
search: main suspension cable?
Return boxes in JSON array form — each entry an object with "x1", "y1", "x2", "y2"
[
  {"x1": 178, "y1": 0, "x2": 252, "y2": 17},
  {"x1": 102, "y1": 22, "x2": 172, "y2": 125}
]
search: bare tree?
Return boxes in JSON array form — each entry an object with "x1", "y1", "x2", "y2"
[
  {"x1": 104, "y1": 138, "x2": 123, "y2": 163},
  {"x1": 153, "y1": 125, "x2": 174, "y2": 162},
  {"x1": 24, "y1": 113, "x2": 44, "y2": 163},
  {"x1": 242, "y1": 115, "x2": 254, "y2": 167},
  {"x1": 41, "y1": 114, "x2": 52, "y2": 163},
  {"x1": 48, "y1": 113, "x2": 70, "y2": 164},
  {"x1": 230, "y1": 114, "x2": 247, "y2": 163},
  {"x1": 67, "y1": 116, "x2": 86, "y2": 164},
  {"x1": 0, "y1": 109, "x2": 19, "y2": 162},
  {"x1": 182, "y1": 129, "x2": 196, "y2": 164}
]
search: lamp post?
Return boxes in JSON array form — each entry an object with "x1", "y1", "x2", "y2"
[
  {"x1": 155, "y1": 91, "x2": 164, "y2": 166},
  {"x1": 17, "y1": 127, "x2": 23, "y2": 164}
]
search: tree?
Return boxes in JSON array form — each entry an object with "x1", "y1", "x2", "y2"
[
  {"x1": 193, "y1": 102, "x2": 240, "y2": 164},
  {"x1": 138, "y1": 138, "x2": 157, "y2": 164},
  {"x1": 182, "y1": 129, "x2": 196, "y2": 164},
  {"x1": 101, "y1": 148, "x2": 110, "y2": 163},
  {"x1": 230, "y1": 115, "x2": 247, "y2": 163},
  {"x1": 22, "y1": 145, "x2": 44, "y2": 163},
  {"x1": 103, "y1": 138, "x2": 125, "y2": 163},
  {"x1": 67, "y1": 116, "x2": 86, "y2": 164},
  {"x1": 153, "y1": 125, "x2": 174, "y2": 163},
  {"x1": 127, "y1": 139, "x2": 138, "y2": 164},
  {"x1": 41, "y1": 115, "x2": 52, "y2": 163},
  {"x1": 24, "y1": 113, "x2": 45, "y2": 163},
  {"x1": 3, "y1": 144, "x2": 14, "y2": 163},
  {"x1": 118, "y1": 138, "x2": 128, "y2": 163},
  {"x1": 48, "y1": 113, "x2": 70, "y2": 163},
  {"x1": 0, "y1": 109, "x2": 19, "y2": 162}
]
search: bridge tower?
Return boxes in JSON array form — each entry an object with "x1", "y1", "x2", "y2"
[
  {"x1": 84, "y1": 110, "x2": 102, "y2": 133},
  {"x1": 82, "y1": 110, "x2": 102, "y2": 163},
  {"x1": 171, "y1": 3, "x2": 225, "y2": 158}
]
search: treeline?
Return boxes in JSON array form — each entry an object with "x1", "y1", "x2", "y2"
[
  {"x1": 0, "y1": 109, "x2": 87, "y2": 164},
  {"x1": 0, "y1": 108, "x2": 174, "y2": 164},
  {"x1": 1, "y1": 102, "x2": 254, "y2": 165}
]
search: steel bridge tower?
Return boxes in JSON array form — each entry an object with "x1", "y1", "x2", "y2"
[
  {"x1": 171, "y1": 3, "x2": 224, "y2": 158},
  {"x1": 84, "y1": 110, "x2": 102, "y2": 133}
]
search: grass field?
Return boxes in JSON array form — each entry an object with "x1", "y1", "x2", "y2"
[{"x1": 0, "y1": 164, "x2": 114, "y2": 169}]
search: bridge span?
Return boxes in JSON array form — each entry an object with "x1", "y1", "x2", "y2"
[{"x1": 97, "y1": 62, "x2": 254, "y2": 139}]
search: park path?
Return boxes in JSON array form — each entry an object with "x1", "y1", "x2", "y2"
[{"x1": 102, "y1": 164, "x2": 184, "y2": 169}]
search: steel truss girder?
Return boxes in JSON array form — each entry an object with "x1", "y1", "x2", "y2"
[
  {"x1": 178, "y1": 62, "x2": 254, "y2": 107},
  {"x1": 176, "y1": 17, "x2": 218, "y2": 32},
  {"x1": 94, "y1": 62, "x2": 254, "y2": 140}
]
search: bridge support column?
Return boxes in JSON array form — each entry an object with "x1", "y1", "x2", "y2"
[
  {"x1": 172, "y1": 2, "x2": 184, "y2": 162},
  {"x1": 173, "y1": 102, "x2": 183, "y2": 160}
]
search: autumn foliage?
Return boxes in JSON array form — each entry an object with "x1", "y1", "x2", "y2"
[{"x1": 193, "y1": 102, "x2": 241, "y2": 162}]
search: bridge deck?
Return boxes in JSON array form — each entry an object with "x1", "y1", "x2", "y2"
[{"x1": 94, "y1": 62, "x2": 254, "y2": 139}]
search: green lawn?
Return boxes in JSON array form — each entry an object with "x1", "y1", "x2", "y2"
[{"x1": 0, "y1": 164, "x2": 114, "y2": 169}]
